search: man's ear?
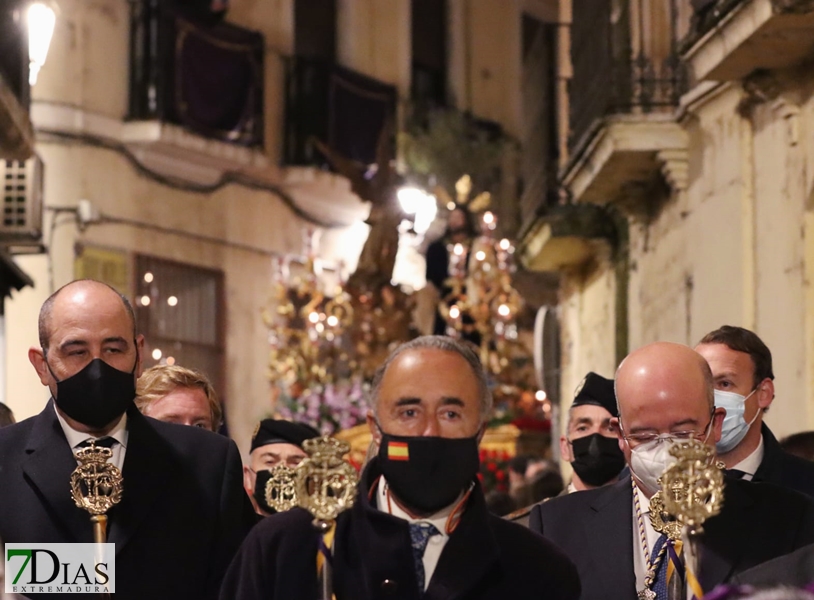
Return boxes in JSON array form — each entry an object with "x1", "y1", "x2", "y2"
[
  {"x1": 243, "y1": 465, "x2": 255, "y2": 494},
  {"x1": 29, "y1": 347, "x2": 51, "y2": 387},
  {"x1": 135, "y1": 334, "x2": 146, "y2": 377},
  {"x1": 367, "y1": 411, "x2": 381, "y2": 446},
  {"x1": 559, "y1": 435, "x2": 573, "y2": 462},
  {"x1": 757, "y1": 378, "x2": 775, "y2": 411}
]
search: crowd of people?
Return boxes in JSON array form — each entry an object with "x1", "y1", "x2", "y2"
[{"x1": 2, "y1": 278, "x2": 814, "y2": 599}]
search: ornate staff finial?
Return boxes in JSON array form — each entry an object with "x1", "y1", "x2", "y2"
[
  {"x1": 70, "y1": 444, "x2": 123, "y2": 516},
  {"x1": 659, "y1": 440, "x2": 724, "y2": 535}
]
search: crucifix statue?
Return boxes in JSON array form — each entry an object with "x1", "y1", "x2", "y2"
[{"x1": 311, "y1": 117, "x2": 403, "y2": 294}]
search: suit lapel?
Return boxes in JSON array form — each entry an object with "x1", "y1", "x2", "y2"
[
  {"x1": 588, "y1": 477, "x2": 637, "y2": 596},
  {"x1": 106, "y1": 409, "x2": 175, "y2": 555},
  {"x1": 752, "y1": 424, "x2": 782, "y2": 485},
  {"x1": 424, "y1": 489, "x2": 499, "y2": 600},
  {"x1": 22, "y1": 402, "x2": 94, "y2": 543},
  {"x1": 697, "y1": 478, "x2": 754, "y2": 591}
]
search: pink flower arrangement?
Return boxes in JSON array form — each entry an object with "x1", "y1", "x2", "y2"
[{"x1": 275, "y1": 378, "x2": 369, "y2": 435}]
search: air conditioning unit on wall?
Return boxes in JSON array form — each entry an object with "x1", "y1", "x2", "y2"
[{"x1": 1, "y1": 157, "x2": 44, "y2": 253}]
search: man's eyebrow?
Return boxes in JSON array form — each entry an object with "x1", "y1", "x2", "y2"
[
  {"x1": 670, "y1": 419, "x2": 699, "y2": 429},
  {"x1": 102, "y1": 336, "x2": 128, "y2": 346},
  {"x1": 573, "y1": 417, "x2": 594, "y2": 426},
  {"x1": 395, "y1": 397, "x2": 421, "y2": 407},
  {"x1": 439, "y1": 397, "x2": 465, "y2": 407},
  {"x1": 58, "y1": 339, "x2": 88, "y2": 351}
]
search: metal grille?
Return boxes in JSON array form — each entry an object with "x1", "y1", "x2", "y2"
[
  {"x1": 135, "y1": 255, "x2": 225, "y2": 394},
  {"x1": 3, "y1": 160, "x2": 27, "y2": 228},
  {"x1": 0, "y1": 157, "x2": 43, "y2": 244}
]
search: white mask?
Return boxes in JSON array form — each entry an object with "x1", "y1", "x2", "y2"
[
  {"x1": 629, "y1": 436, "x2": 680, "y2": 495},
  {"x1": 715, "y1": 388, "x2": 760, "y2": 454}
]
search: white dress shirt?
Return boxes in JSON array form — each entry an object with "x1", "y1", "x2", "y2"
[
  {"x1": 730, "y1": 435, "x2": 765, "y2": 481},
  {"x1": 376, "y1": 477, "x2": 462, "y2": 591},
  {"x1": 632, "y1": 483, "x2": 661, "y2": 594},
  {"x1": 54, "y1": 404, "x2": 129, "y2": 471}
]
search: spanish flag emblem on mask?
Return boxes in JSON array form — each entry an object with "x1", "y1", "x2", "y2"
[{"x1": 387, "y1": 441, "x2": 409, "y2": 461}]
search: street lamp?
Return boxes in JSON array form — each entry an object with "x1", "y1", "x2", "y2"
[
  {"x1": 27, "y1": 1, "x2": 56, "y2": 86},
  {"x1": 397, "y1": 186, "x2": 437, "y2": 235}
]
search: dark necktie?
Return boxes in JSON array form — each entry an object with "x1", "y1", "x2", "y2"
[
  {"x1": 78, "y1": 437, "x2": 117, "y2": 449},
  {"x1": 651, "y1": 534, "x2": 670, "y2": 600},
  {"x1": 409, "y1": 522, "x2": 440, "y2": 592}
]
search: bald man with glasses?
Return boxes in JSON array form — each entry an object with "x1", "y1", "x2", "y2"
[{"x1": 528, "y1": 342, "x2": 814, "y2": 600}]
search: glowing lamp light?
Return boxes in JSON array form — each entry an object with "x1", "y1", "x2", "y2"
[
  {"x1": 499, "y1": 238, "x2": 511, "y2": 251},
  {"x1": 143, "y1": 272, "x2": 154, "y2": 283},
  {"x1": 152, "y1": 348, "x2": 162, "y2": 360},
  {"x1": 397, "y1": 186, "x2": 437, "y2": 235},
  {"x1": 28, "y1": 2, "x2": 56, "y2": 86},
  {"x1": 475, "y1": 250, "x2": 486, "y2": 261},
  {"x1": 535, "y1": 390, "x2": 547, "y2": 402},
  {"x1": 449, "y1": 305, "x2": 461, "y2": 319},
  {"x1": 166, "y1": 356, "x2": 176, "y2": 366},
  {"x1": 308, "y1": 312, "x2": 320, "y2": 324},
  {"x1": 139, "y1": 295, "x2": 151, "y2": 307},
  {"x1": 453, "y1": 243, "x2": 464, "y2": 256},
  {"x1": 497, "y1": 304, "x2": 510, "y2": 317},
  {"x1": 327, "y1": 315, "x2": 339, "y2": 327},
  {"x1": 483, "y1": 211, "x2": 495, "y2": 225},
  {"x1": 167, "y1": 296, "x2": 178, "y2": 307}
]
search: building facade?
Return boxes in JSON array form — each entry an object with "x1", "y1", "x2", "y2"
[
  {"x1": 521, "y1": 0, "x2": 814, "y2": 439},
  {"x1": 2, "y1": 0, "x2": 559, "y2": 456}
]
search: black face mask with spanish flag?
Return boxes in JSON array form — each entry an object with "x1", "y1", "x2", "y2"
[{"x1": 376, "y1": 432, "x2": 480, "y2": 514}]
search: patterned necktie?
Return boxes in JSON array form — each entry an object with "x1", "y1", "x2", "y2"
[
  {"x1": 652, "y1": 534, "x2": 685, "y2": 600},
  {"x1": 651, "y1": 534, "x2": 669, "y2": 600},
  {"x1": 409, "y1": 522, "x2": 440, "y2": 592}
]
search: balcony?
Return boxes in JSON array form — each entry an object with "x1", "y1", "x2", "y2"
[
  {"x1": 128, "y1": 0, "x2": 264, "y2": 148},
  {"x1": 0, "y1": 71, "x2": 33, "y2": 161},
  {"x1": 519, "y1": 203, "x2": 617, "y2": 273},
  {"x1": 523, "y1": 0, "x2": 687, "y2": 271},
  {"x1": 562, "y1": 0, "x2": 688, "y2": 211},
  {"x1": 284, "y1": 57, "x2": 397, "y2": 167},
  {"x1": 681, "y1": 0, "x2": 814, "y2": 82}
]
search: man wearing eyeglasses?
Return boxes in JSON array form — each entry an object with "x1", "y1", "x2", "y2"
[
  {"x1": 695, "y1": 325, "x2": 814, "y2": 496},
  {"x1": 528, "y1": 341, "x2": 814, "y2": 600}
]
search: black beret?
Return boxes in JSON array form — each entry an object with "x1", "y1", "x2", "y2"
[
  {"x1": 572, "y1": 372, "x2": 617, "y2": 418},
  {"x1": 250, "y1": 419, "x2": 320, "y2": 453}
]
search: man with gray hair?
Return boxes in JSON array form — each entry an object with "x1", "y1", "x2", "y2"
[{"x1": 221, "y1": 335, "x2": 581, "y2": 600}]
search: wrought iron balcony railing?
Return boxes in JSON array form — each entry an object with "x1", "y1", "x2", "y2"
[
  {"x1": 128, "y1": 0, "x2": 264, "y2": 147},
  {"x1": 569, "y1": 0, "x2": 686, "y2": 156},
  {"x1": 284, "y1": 56, "x2": 397, "y2": 167}
]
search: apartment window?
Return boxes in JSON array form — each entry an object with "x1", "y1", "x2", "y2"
[
  {"x1": 411, "y1": 0, "x2": 447, "y2": 109},
  {"x1": 294, "y1": 0, "x2": 336, "y2": 60},
  {"x1": 135, "y1": 256, "x2": 225, "y2": 395}
]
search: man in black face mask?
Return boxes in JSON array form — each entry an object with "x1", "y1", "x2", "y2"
[
  {"x1": 0, "y1": 279, "x2": 253, "y2": 600},
  {"x1": 559, "y1": 372, "x2": 626, "y2": 494},
  {"x1": 243, "y1": 418, "x2": 319, "y2": 516},
  {"x1": 220, "y1": 335, "x2": 581, "y2": 600}
]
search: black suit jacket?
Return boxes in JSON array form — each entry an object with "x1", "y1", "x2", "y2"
[
  {"x1": 528, "y1": 474, "x2": 814, "y2": 600},
  {"x1": 0, "y1": 402, "x2": 253, "y2": 600},
  {"x1": 732, "y1": 541, "x2": 814, "y2": 587},
  {"x1": 220, "y1": 458, "x2": 581, "y2": 600},
  {"x1": 753, "y1": 424, "x2": 814, "y2": 497}
]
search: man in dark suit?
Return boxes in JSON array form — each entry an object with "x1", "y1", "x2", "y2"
[
  {"x1": 696, "y1": 325, "x2": 814, "y2": 496},
  {"x1": 0, "y1": 279, "x2": 251, "y2": 599},
  {"x1": 220, "y1": 335, "x2": 581, "y2": 600},
  {"x1": 529, "y1": 342, "x2": 814, "y2": 600}
]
